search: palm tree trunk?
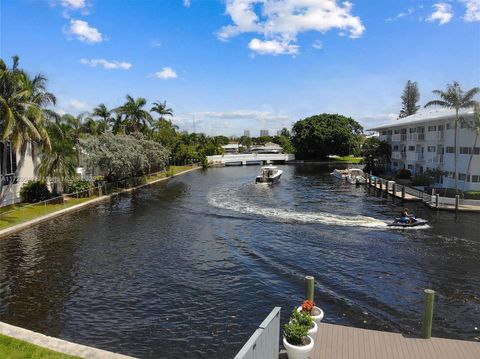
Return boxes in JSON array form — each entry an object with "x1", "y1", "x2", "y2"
[{"x1": 454, "y1": 109, "x2": 458, "y2": 194}]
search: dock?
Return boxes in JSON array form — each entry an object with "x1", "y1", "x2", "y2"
[{"x1": 306, "y1": 322, "x2": 480, "y2": 359}]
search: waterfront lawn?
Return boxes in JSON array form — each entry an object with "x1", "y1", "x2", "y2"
[
  {"x1": 329, "y1": 155, "x2": 364, "y2": 163},
  {"x1": 0, "y1": 334, "x2": 80, "y2": 359},
  {"x1": 0, "y1": 196, "x2": 96, "y2": 230},
  {"x1": 168, "y1": 165, "x2": 195, "y2": 176}
]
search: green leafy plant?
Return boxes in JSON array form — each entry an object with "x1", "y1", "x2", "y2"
[
  {"x1": 397, "y1": 168, "x2": 412, "y2": 179},
  {"x1": 20, "y1": 181, "x2": 51, "y2": 203},
  {"x1": 465, "y1": 191, "x2": 480, "y2": 200},
  {"x1": 291, "y1": 307, "x2": 314, "y2": 329},
  {"x1": 65, "y1": 180, "x2": 93, "y2": 196},
  {"x1": 284, "y1": 321, "x2": 309, "y2": 346}
]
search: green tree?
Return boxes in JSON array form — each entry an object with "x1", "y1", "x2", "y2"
[
  {"x1": 0, "y1": 56, "x2": 55, "y2": 200},
  {"x1": 151, "y1": 100, "x2": 173, "y2": 121},
  {"x1": 424, "y1": 82, "x2": 479, "y2": 193},
  {"x1": 116, "y1": 95, "x2": 153, "y2": 133},
  {"x1": 292, "y1": 113, "x2": 363, "y2": 159},
  {"x1": 92, "y1": 103, "x2": 112, "y2": 132},
  {"x1": 399, "y1": 80, "x2": 420, "y2": 118},
  {"x1": 361, "y1": 137, "x2": 391, "y2": 175}
]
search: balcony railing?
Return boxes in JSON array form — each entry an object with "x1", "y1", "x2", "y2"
[
  {"x1": 392, "y1": 134, "x2": 401, "y2": 142},
  {"x1": 416, "y1": 153, "x2": 425, "y2": 161},
  {"x1": 417, "y1": 133, "x2": 425, "y2": 141},
  {"x1": 401, "y1": 134, "x2": 407, "y2": 141},
  {"x1": 437, "y1": 131, "x2": 445, "y2": 141}
]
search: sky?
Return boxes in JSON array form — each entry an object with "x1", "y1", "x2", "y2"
[{"x1": 1, "y1": 0, "x2": 480, "y2": 136}]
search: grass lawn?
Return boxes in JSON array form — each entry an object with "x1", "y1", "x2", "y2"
[
  {"x1": 0, "y1": 196, "x2": 96, "y2": 231},
  {"x1": 167, "y1": 165, "x2": 195, "y2": 176},
  {"x1": 0, "y1": 334, "x2": 80, "y2": 359},
  {"x1": 329, "y1": 155, "x2": 364, "y2": 163}
]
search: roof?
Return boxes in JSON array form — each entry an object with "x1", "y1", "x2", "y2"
[{"x1": 367, "y1": 108, "x2": 474, "y2": 131}]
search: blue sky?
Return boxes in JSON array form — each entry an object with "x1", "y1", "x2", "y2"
[{"x1": 1, "y1": 0, "x2": 479, "y2": 136}]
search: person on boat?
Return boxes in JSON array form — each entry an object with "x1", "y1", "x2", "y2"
[{"x1": 400, "y1": 208, "x2": 411, "y2": 223}]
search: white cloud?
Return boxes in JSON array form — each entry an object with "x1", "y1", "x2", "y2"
[
  {"x1": 150, "y1": 39, "x2": 162, "y2": 48},
  {"x1": 183, "y1": 0, "x2": 191, "y2": 7},
  {"x1": 460, "y1": 0, "x2": 480, "y2": 22},
  {"x1": 427, "y1": 3, "x2": 453, "y2": 24},
  {"x1": 67, "y1": 99, "x2": 89, "y2": 110},
  {"x1": 217, "y1": 0, "x2": 365, "y2": 56},
  {"x1": 61, "y1": 0, "x2": 86, "y2": 9},
  {"x1": 80, "y1": 58, "x2": 132, "y2": 70},
  {"x1": 312, "y1": 40, "x2": 323, "y2": 49},
  {"x1": 154, "y1": 67, "x2": 178, "y2": 79},
  {"x1": 68, "y1": 19, "x2": 103, "y2": 43},
  {"x1": 249, "y1": 38, "x2": 299, "y2": 55},
  {"x1": 194, "y1": 110, "x2": 289, "y2": 122}
]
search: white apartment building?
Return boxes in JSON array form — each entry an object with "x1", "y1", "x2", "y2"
[
  {"x1": 0, "y1": 141, "x2": 37, "y2": 207},
  {"x1": 368, "y1": 108, "x2": 480, "y2": 191}
]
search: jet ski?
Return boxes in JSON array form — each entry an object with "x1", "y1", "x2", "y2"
[{"x1": 388, "y1": 216, "x2": 428, "y2": 227}]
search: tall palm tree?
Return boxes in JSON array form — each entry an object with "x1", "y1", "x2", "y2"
[
  {"x1": 116, "y1": 95, "x2": 153, "y2": 133},
  {"x1": 424, "y1": 82, "x2": 479, "y2": 193},
  {"x1": 463, "y1": 103, "x2": 480, "y2": 191},
  {"x1": 151, "y1": 100, "x2": 173, "y2": 121},
  {"x1": 61, "y1": 112, "x2": 88, "y2": 164},
  {"x1": 92, "y1": 103, "x2": 112, "y2": 131},
  {"x1": 0, "y1": 56, "x2": 54, "y2": 200}
]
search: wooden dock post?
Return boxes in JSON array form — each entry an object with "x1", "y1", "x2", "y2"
[
  {"x1": 385, "y1": 180, "x2": 389, "y2": 193},
  {"x1": 422, "y1": 289, "x2": 435, "y2": 339},
  {"x1": 435, "y1": 194, "x2": 439, "y2": 208},
  {"x1": 379, "y1": 179, "x2": 383, "y2": 191},
  {"x1": 455, "y1": 195, "x2": 459, "y2": 213},
  {"x1": 305, "y1": 276, "x2": 315, "y2": 302},
  {"x1": 401, "y1": 186, "x2": 405, "y2": 200},
  {"x1": 374, "y1": 178, "x2": 377, "y2": 190},
  {"x1": 392, "y1": 183, "x2": 396, "y2": 200}
]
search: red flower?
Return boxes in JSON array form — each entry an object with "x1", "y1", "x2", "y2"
[{"x1": 301, "y1": 300, "x2": 315, "y2": 313}]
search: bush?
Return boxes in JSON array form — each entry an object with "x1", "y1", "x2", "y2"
[
  {"x1": 397, "y1": 168, "x2": 412, "y2": 179},
  {"x1": 20, "y1": 181, "x2": 51, "y2": 203},
  {"x1": 411, "y1": 173, "x2": 435, "y2": 186},
  {"x1": 65, "y1": 180, "x2": 93, "y2": 197},
  {"x1": 291, "y1": 307, "x2": 314, "y2": 329},
  {"x1": 284, "y1": 321, "x2": 309, "y2": 346},
  {"x1": 464, "y1": 191, "x2": 480, "y2": 200}
]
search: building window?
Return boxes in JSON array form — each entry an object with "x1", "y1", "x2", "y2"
[
  {"x1": 427, "y1": 125, "x2": 437, "y2": 131},
  {"x1": 393, "y1": 145, "x2": 399, "y2": 151},
  {"x1": 427, "y1": 146, "x2": 436, "y2": 152},
  {"x1": 460, "y1": 147, "x2": 472, "y2": 154},
  {"x1": 408, "y1": 146, "x2": 415, "y2": 151},
  {"x1": 394, "y1": 129, "x2": 400, "y2": 134},
  {"x1": 393, "y1": 162, "x2": 398, "y2": 167},
  {"x1": 473, "y1": 147, "x2": 480, "y2": 155},
  {"x1": 381, "y1": 131, "x2": 387, "y2": 135},
  {"x1": 0, "y1": 141, "x2": 17, "y2": 185},
  {"x1": 458, "y1": 173, "x2": 470, "y2": 182},
  {"x1": 407, "y1": 164, "x2": 414, "y2": 170},
  {"x1": 446, "y1": 147, "x2": 455, "y2": 154},
  {"x1": 409, "y1": 128, "x2": 417, "y2": 133},
  {"x1": 472, "y1": 175, "x2": 480, "y2": 183}
]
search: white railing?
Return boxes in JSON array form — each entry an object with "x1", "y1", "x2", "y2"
[
  {"x1": 234, "y1": 307, "x2": 281, "y2": 359},
  {"x1": 437, "y1": 131, "x2": 445, "y2": 141},
  {"x1": 392, "y1": 134, "x2": 401, "y2": 142},
  {"x1": 207, "y1": 153, "x2": 295, "y2": 164}
]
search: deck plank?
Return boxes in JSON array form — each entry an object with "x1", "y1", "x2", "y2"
[{"x1": 312, "y1": 323, "x2": 480, "y2": 359}]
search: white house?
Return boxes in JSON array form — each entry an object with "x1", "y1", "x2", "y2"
[
  {"x1": 0, "y1": 141, "x2": 37, "y2": 207},
  {"x1": 368, "y1": 108, "x2": 480, "y2": 191}
]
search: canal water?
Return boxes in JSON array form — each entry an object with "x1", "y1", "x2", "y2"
[{"x1": 0, "y1": 164, "x2": 479, "y2": 358}]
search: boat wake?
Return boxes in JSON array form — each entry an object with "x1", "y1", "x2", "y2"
[{"x1": 208, "y1": 188, "x2": 388, "y2": 229}]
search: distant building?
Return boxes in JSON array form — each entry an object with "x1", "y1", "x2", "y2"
[
  {"x1": 243, "y1": 130, "x2": 251, "y2": 138},
  {"x1": 260, "y1": 129, "x2": 269, "y2": 137},
  {"x1": 222, "y1": 144, "x2": 243, "y2": 154},
  {"x1": 250, "y1": 142, "x2": 283, "y2": 154},
  {"x1": 368, "y1": 108, "x2": 480, "y2": 191}
]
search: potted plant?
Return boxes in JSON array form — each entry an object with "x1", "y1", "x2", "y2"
[
  {"x1": 297, "y1": 299, "x2": 324, "y2": 324},
  {"x1": 291, "y1": 307, "x2": 317, "y2": 336},
  {"x1": 283, "y1": 320, "x2": 314, "y2": 359}
]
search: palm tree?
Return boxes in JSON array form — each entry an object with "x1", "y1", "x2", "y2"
[
  {"x1": 61, "y1": 112, "x2": 88, "y2": 164},
  {"x1": 463, "y1": 103, "x2": 480, "y2": 191},
  {"x1": 116, "y1": 95, "x2": 153, "y2": 133},
  {"x1": 0, "y1": 56, "x2": 54, "y2": 200},
  {"x1": 424, "y1": 82, "x2": 479, "y2": 193},
  {"x1": 151, "y1": 100, "x2": 173, "y2": 121},
  {"x1": 92, "y1": 103, "x2": 112, "y2": 131}
]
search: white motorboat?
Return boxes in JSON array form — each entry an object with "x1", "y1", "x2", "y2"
[
  {"x1": 332, "y1": 168, "x2": 365, "y2": 184},
  {"x1": 256, "y1": 166, "x2": 283, "y2": 184},
  {"x1": 346, "y1": 168, "x2": 366, "y2": 184}
]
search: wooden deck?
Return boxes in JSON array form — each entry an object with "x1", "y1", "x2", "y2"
[{"x1": 308, "y1": 323, "x2": 480, "y2": 359}]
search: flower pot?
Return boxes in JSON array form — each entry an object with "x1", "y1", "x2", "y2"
[
  {"x1": 283, "y1": 335, "x2": 314, "y2": 359},
  {"x1": 297, "y1": 306, "x2": 324, "y2": 324},
  {"x1": 308, "y1": 320, "x2": 318, "y2": 336}
]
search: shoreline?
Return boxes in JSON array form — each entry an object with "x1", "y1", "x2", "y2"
[{"x1": 0, "y1": 166, "x2": 201, "y2": 240}]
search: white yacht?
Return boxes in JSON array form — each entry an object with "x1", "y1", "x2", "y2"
[
  {"x1": 256, "y1": 166, "x2": 283, "y2": 184},
  {"x1": 331, "y1": 168, "x2": 365, "y2": 184}
]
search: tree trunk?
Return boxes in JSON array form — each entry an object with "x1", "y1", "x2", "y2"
[{"x1": 454, "y1": 109, "x2": 458, "y2": 195}]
